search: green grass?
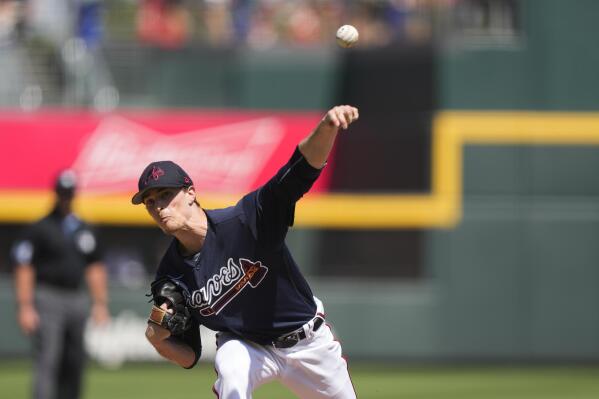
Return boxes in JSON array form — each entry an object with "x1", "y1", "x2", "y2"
[{"x1": 2, "y1": 360, "x2": 599, "y2": 398}]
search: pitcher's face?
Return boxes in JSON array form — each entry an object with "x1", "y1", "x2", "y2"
[{"x1": 143, "y1": 187, "x2": 196, "y2": 234}]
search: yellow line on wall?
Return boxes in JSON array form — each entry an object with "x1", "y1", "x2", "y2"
[{"x1": 3, "y1": 111, "x2": 599, "y2": 228}]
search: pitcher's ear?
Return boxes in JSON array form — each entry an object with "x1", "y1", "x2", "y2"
[{"x1": 186, "y1": 186, "x2": 197, "y2": 206}]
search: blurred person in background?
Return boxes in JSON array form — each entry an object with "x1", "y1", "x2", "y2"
[
  {"x1": 23, "y1": 0, "x2": 117, "y2": 108},
  {"x1": 67, "y1": 0, "x2": 119, "y2": 110},
  {"x1": 246, "y1": 0, "x2": 281, "y2": 49},
  {"x1": 11, "y1": 170, "x2": 110, "y2": 399},
  {"x1": 383, "y1": 0, "x2": 434, "y2": 44},
  {"x1": 286, "y1": 0, "x2": 324, "y2": 45},
  {"x1": 0, "y1": 0, "x2": 32, "y2": 107},
  {"x1": 195, "y1": 0, "x2": 253, "y2": 47},
  {"x1": 136, "y1": 0, "x2": 192, "y2": 49},
  {"x1": 245, "y1": 0, "x2": 416, "y2": 49},
  {"x1": 200, "y1": 0, "x2": 233, "y2": 46}
]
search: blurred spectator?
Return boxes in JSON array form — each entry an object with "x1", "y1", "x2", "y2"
[
  {"x1": 246, "y1": 0, "x2": 280, "y2": 49},
  {"x1": 1, "y1": 0, "x2": 450, "y2": 108},
  {"x1": 21, "y1": 0, "x2": 118, "y2": 109},
  {"x1": 286, "y1": 1, "x2": 323, "y2": 45},
  {"x1": 0, "y1": 0, "x2": 24, "y2": 47},
  {"x1": 347, "y1": 0, "x2": 393, "y2": 47},
  {"x1": 201, "y1": 0, "x2": 233, "y2": 46},
  {"x1": 385, "y1": 0, "x2": 433, "y2": 43},
  {"x1": 11, "y1": 170, "x2": 110, "y2": 399},
  {"x1": 27, "y1": 0, "x2": 74, "y2": 47},
  {"x1": 230, "y1": 0, "x2": 252, "y2": 43},
  {"x1": 136, "y1": 0, "x2": 192, "y2": 49},
  {"x1": 65, "y1": 0, "x2": 119, "y2": 110},
  {"x1": 0, "y1": 0, "x2": 34, "y2": 107},
  {"x1": 194, "y1": 0, "x2": 437, "y2": 49}
]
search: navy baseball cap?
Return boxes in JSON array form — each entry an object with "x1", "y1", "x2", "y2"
[{"x1": 131, "y1": 161, "x2": 193, "y2": 205}]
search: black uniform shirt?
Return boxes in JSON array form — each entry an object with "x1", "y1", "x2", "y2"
[
  {"x1": 12, "y1": 209, "x2": 102, "y2": 290},
  {"x1": 155, "y1": 147, "x2": 323, "y2": 367}
]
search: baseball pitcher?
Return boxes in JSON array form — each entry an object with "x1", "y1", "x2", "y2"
[{"x1": 135, "y1": 105, "x2": 359, "y2": 398}]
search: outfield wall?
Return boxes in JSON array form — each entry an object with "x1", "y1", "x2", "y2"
[{"x1": 431, "y1": 0, "x2": 599, "y2": 359}]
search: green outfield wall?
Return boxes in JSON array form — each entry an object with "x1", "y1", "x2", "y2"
[
  {"x1": 430, "y1": 0, "x2": 599, "y2": 359},
  {"x1": 427, "y1": 145, "x2": 599, "y2": 359}
]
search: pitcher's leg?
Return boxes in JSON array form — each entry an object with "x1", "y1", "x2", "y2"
[
  {"x1": 213, "y1": 333, "x2": 280, "y2": 399},
  {"x1": 280, "y1": 325, "x2": 356, "y2": 399}
]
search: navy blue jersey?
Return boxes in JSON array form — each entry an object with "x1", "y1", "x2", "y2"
[{"x1": 155, "y1": 147, "x2": 323, "y2": 367}]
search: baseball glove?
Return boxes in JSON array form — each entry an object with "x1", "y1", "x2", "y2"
[{"x1": 147, "y1": 277, "x2": 192, "y2": 336}]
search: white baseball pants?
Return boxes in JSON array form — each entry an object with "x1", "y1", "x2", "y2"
[{"x1": 212, "y1": 306, "x2": 356, "y2": 398}]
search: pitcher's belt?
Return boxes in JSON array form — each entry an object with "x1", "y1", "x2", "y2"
[{"x1": 272, "y1": 316, "x2": 325, "y2": 349}]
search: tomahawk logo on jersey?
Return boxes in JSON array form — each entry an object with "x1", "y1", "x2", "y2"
[{"x1": 188, "y1": 258, "x2": 269, "y2": 316}]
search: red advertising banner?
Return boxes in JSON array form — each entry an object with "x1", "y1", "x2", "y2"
[
  {"x1": 0, "y1": 109, "x2": 469, "y2": 228},
  {"x1": 0, "y1": 110, "x2": 329, "y2": 193}
]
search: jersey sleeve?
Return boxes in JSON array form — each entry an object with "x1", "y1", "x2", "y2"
[{"x1": 252, "y1": 146, "x2": 323, "y2": 246}]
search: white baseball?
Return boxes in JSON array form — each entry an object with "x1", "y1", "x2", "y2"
[{"x1": 336, "y1": 25, "x2": 359, "y2": 48}]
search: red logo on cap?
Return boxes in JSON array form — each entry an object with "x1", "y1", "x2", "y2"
[
  {"x1": 151, "y1": 166, "x2": 165, "y2": 180},
  {"x1": 144, "y1": 166, "x2": 165, "y2": 186}
]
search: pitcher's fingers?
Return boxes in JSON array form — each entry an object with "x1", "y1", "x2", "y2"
[
  {"x1": 327, "y1": 109, "x2": 340, "y2": 127},
  {"x1": 336, "y1": 108, "x2": 349, "y2": 129}
]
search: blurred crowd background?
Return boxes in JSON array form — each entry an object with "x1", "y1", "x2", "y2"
[
  {"x1": 2, "y1": 0, "x2": 599, "y2": 377},
  {"x1": 0, "y1": 0, "x2": 519, "y2": 109}
]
